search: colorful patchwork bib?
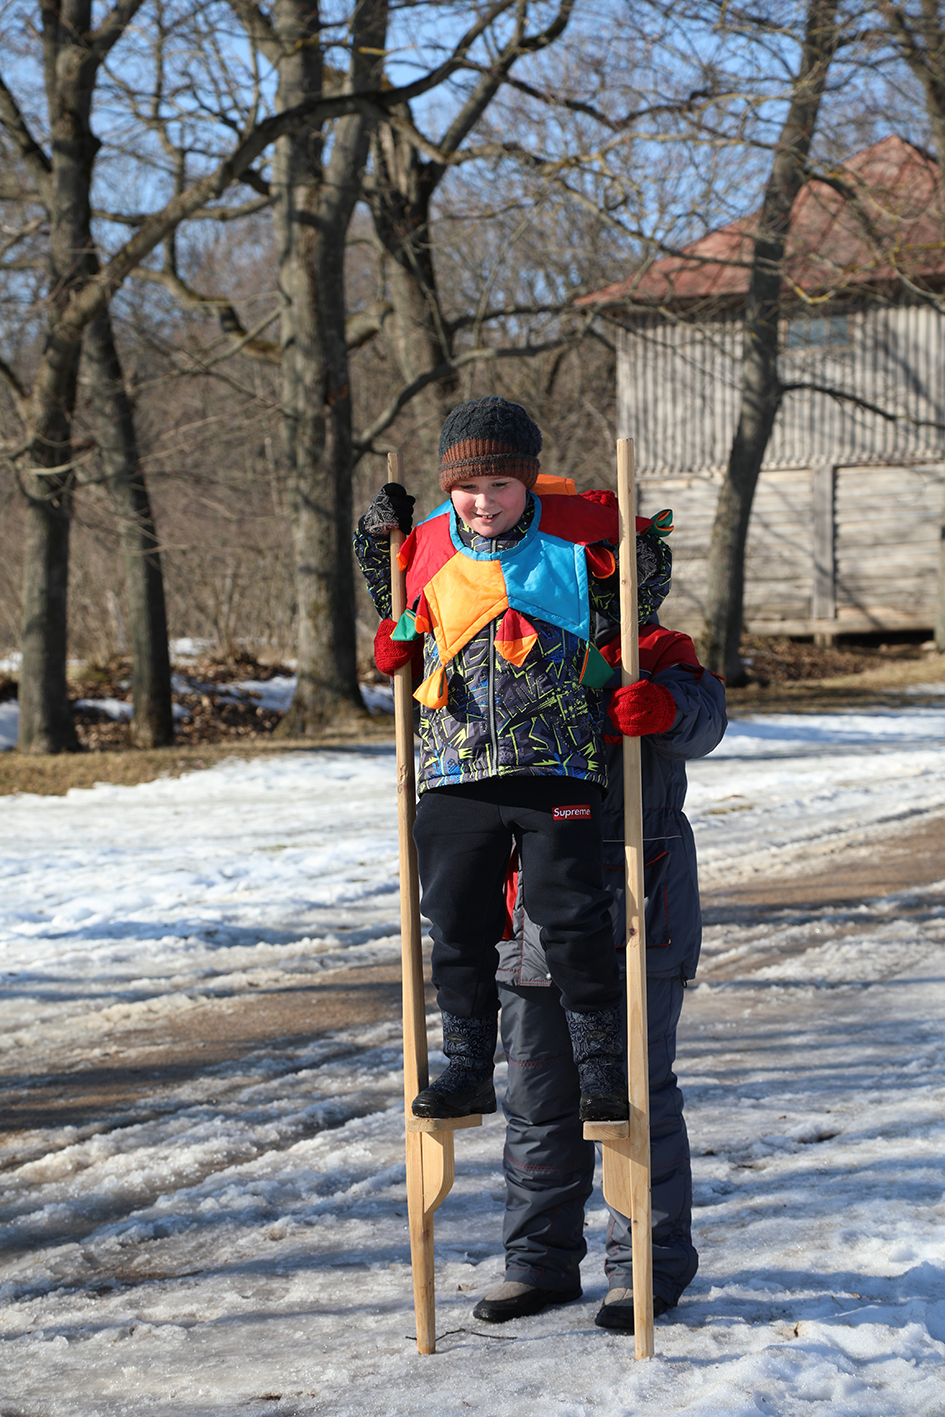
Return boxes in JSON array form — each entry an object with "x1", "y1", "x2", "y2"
[{"x1": 392, "y1": 493, "x2": 619, "y2": 706}]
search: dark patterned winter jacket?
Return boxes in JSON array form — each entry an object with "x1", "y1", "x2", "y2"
[{"x1": 354, "y1": 493, "x2": 621, "y2": 793}]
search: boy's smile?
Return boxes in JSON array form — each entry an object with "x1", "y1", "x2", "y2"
[{"x1": 450, "y1": 476, "x2": 528, "y2": 537}]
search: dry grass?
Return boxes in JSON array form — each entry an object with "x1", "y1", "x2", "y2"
[{"x1": 727, "y1": 647, "x2": 945, "y2": 713}]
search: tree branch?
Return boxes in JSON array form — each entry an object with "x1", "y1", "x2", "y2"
[
  {"x1": 0, "y1": 72, "x2": 52, "y2": 202},
  {"x1": 780, "y1": 378, "x2": 945, "y2": 431},
  {"x1": 355, "y1": 335, "x2": 581, "y2": 452},
  {"x1": 88, "y1": 0, "x2": 148, "y2": 57},
  {"x1": 94, "y1": 193, "x2": 272, "y2": 226},
  {"x1": 0, "y1": 351, "x2": 29, "y2": 419},
  {"x1": 45, "y1": 14, "x2": 523, "y2": 349}
]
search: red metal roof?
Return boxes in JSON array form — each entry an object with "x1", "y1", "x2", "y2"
[{"x1": 578, "y1": 136, "x2": 945, "y2": 308}]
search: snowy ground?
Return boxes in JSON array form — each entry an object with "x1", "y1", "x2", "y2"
[{"x1": 1, "y1": 710, "x2": 944, "y2": 1415}]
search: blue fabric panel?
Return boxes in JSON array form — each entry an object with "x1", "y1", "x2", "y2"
[
  {"x1": 440, "y1": 494, "x2": 590, "y2": 642},
  {"x1": 503, "y1": 533, "x2": 589, "y2": 642}
]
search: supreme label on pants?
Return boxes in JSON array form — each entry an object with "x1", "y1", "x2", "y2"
[{"x1": 552, "y1": 805, "x2": 592, "y2": 821}]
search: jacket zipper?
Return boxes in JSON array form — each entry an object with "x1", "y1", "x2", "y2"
[{"x1": 488, "y1": 536, "x2": 498, "y2": 770}]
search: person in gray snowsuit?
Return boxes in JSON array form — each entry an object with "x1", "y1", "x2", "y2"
[{"x1": 472, "y1": 506, "x2": 727, "y2": 1333}]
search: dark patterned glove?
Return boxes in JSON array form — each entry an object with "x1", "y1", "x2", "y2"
[
  {"x1": 362, "y1": 482, "x2": 415, "y2": 536},
  {"x1": 607, "y1": 680, "x2": 677, "y2": 737}
]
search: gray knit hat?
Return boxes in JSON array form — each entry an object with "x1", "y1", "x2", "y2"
[{"x1": 438, "y1": 395, "x2": 541, "y2": 492}]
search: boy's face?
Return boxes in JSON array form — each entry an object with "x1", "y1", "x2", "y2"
[{"x1": 450, "y1": 476, "x2": 528, "y2": 537}]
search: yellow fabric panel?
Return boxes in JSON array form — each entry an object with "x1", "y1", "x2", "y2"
[{"x1": 425, "y1": 554, "x2": 508, "y2": 664}]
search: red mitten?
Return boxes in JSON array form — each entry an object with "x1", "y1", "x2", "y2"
[
  {"x1": 607, "y1": 680, "x2": 677, "y2": 737},
  {"x1": 374, "y1": 619, "x2": 415, "y2": 675}
]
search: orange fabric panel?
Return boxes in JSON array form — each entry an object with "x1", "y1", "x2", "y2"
[
  {"x1": 534, "y1": 472, "x2": 577, "y2": 496},
  {"x1": 414, "y1": 667, "x2": 448, "y2": 708},
  {"x1": 424, "y1": 554, "x2": 508, "y2": 664}
]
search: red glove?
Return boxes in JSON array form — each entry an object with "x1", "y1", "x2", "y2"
[
  {"x1": 607, "y1": 680, "x2": 676, "y2": 737},
  {"x1": 374, "y1": 619, "x2": 415, "y2": 675}
]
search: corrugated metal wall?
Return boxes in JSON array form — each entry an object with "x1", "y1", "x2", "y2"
[{"x1": 617, "y1": 303, "x2": 945, "y2": 473}]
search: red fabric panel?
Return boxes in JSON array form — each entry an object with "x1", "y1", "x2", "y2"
[
  {"x1": 401, "y1": 511, "x2": 456, "y2": 606},
  {"x1": 502, "y1": 850, "x2": 519, "y2": 941},
  {"x1": 537, "y1": 494, "x2": 618, "y2": 545},
  {"x1": 585, "y1": 545, "x2": 616, "y2": 579},
  {"x1": 600, "y1": 625, "x2": 703, "y2": 677}
]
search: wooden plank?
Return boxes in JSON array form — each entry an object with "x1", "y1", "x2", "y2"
[
  {"x1": 614, "y1": 439, "x2": 654, "y2": 1361},
  {"x1": 406, "y1": 1115, "x2": 483, "y2": 1134},
  {"x1": 389, "y1": 451, "x2": 470, "y2": 1357},
  {"x1": 583, "y1": 1120, "x2": 631, "y2": 1140}
]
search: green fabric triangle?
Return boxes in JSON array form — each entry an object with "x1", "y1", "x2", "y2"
[
  {"x1": 391, "y1": 609, "x2": 419, "y2": 642},
  {"x1": 580, "y1": 641, "x2": 618, "y2": 689}
]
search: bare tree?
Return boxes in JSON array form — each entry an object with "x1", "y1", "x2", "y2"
[
  {"x1": 701, "y1": 0, "x2": 842, "y2": 681},
  {"x1": 0, "y1": 0, "x2": 503, "y2": 749},
  {"x1": 365, "y1": 3, "x2": 574, "y2": 472},
  {"x1": 229, "y1": 0, "x2": 388, "y2": 732}
]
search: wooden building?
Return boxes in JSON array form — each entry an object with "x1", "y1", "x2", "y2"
[{"x1": 579, "y1": 137, "x2": 945, "y2": 640}]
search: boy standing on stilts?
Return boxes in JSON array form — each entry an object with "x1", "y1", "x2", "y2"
[{"x1": 355, "y1": 396, "x2": 635, "y2": 1125}]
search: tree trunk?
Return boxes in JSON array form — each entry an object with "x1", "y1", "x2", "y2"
[
  {"x1": 369, "y1": 119, "x2": 456, "y2": 477},
  {"x1": 702, "y1": 0, "x2": 840, "y2": 682},
  {"x1": 16, "y1": 0, "x2": 103, "y2": 752},
  {"x1": 269, "y1": 0, "x2": 387, "y2": 736},
  {"x1": 19, "y1": 474, "x2": 78, "y2": 753},
  {"x1": 84, "y1": 307, "x2": 174, "y2": 746}
]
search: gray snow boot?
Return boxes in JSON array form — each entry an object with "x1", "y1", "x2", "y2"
[
  {"x1": 411, "y1": 1011, "x2": 498, "y2": 1119},
  {"x1": 565, "y1": 1005, "x2": 629, "y2": 1122}
]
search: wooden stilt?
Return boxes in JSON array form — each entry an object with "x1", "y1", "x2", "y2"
[
  {"x1": 387, "y1": 452, "x2": 481, "y2": 1355},
  {"x1": 584, "y1": 438, "x2": 654, "y2": 1359}
]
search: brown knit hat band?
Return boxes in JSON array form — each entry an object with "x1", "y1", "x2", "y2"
[{"x1": 439, "y1": 438, "x2": 540, "y2": 493}]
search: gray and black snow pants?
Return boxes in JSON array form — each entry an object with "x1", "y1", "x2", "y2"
[{"x1": 498, "y1": 973, "x2": 697, "y2": 1305}]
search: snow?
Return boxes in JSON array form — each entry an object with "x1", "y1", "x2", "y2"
[
  {"x1": 1, "y1": 711, "x2": 943, "y2": 1415},
  {"x1": 74, "y1": 695, "x2": 134, "y2": 719}
]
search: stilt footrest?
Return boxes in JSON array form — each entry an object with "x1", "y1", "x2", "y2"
[
  {"x1": 406, "y1": 1114, "x2": 483, "y2": 1133},
  {"x1": 583, "y1": 1120, "x2": 631, "y2": 1140}
]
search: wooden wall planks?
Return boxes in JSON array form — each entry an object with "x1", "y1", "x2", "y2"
[{"x1": 636, "y1": 461, "x2": 945, "y2": 637}]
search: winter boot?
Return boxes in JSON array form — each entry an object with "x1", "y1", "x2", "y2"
[
  {"x1": 564, "y1": 1005, "x2": 629, "y2": 1122},
  {"x1": 595, "y1": 1287, "x2": 675, "y2": 1332},
  {"x1": 411, "y1": 1011, "x2": 498, "y2": 1119},
  {"x1": 473, "y1": 1280, "x2": 582, "y2": 1323}
]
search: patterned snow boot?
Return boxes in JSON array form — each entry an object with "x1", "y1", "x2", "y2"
[
  {"x1": 411, "y1": 1011, "x2": 498, "y2": 1119},
  {"x1": 565, "y1": 1005, "x2": 629, "y2": 1122}
]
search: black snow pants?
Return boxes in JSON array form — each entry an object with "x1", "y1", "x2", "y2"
[
  {"x1": 498, "y1": 973, "x2": 697, "y2": 1304},
  {"x1": 414, "y1": 777, "x2": 621, "y2": 1020}
]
